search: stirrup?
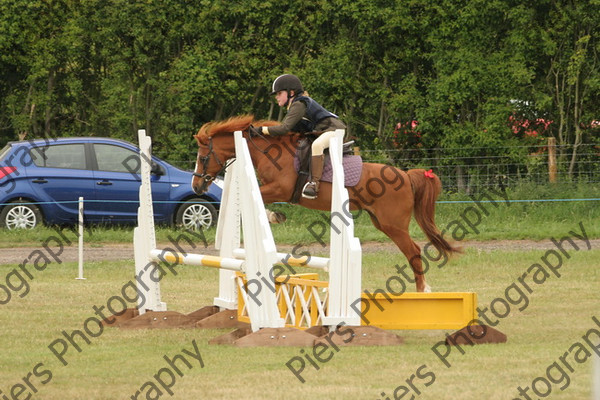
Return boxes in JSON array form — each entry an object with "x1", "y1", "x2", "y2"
[{"x1": 302, "y1": 181, "x2": 318, "y2": 199}]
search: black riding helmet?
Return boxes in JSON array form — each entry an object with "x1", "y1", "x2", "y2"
[{"x1": 270, "y1": 74, "x2": 304, "y2": 95}]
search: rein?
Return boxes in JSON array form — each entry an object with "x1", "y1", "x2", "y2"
[{"x1": 245, "y1": 130, "x2": 274, "y2": 154}]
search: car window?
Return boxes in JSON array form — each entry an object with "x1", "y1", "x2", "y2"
[
  {"x1": 93, "y1": 144, "x2": 140, "y2": 173},
  {"x1": 31, "y1": 144, "x2": 87, "y2": 169}
]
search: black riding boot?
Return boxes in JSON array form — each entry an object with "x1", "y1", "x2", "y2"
[{"x1": 302, "y1": 155, "x2": 324, "y2": 199}]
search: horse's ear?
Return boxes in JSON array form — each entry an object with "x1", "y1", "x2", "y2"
[
  {"x1": 195, "y1": 123, "x2": 213, "y2": 145},
  {"x1": 194, "y1": 132, "x2": 209, "y2": 146}
]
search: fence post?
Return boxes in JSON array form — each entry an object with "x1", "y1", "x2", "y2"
[
  {"x1": 594, "y1": 353, "x2": 600, "y2": 400},
  {"x1": 548, "y1": 137, "x2": 557, "y2": 183},
  {"x1": 76, "y1": 197, "x2": 85, "y2": 280}
]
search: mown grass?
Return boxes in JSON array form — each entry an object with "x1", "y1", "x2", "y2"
[
  {"x1": 0, "y1": 182, "x2": 599, "y2": 399},
  {"x1": 0, "y1": 247, "x2": 598, "y2": 399}
]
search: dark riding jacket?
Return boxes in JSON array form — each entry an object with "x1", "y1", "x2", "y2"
[{"x1": 266, "y1": 95, "x2": 345, "y2": 136}]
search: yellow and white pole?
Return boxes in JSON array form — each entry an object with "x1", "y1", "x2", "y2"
[{"x1": 150, "y1": 249, "x2": 245, "y2": 272}]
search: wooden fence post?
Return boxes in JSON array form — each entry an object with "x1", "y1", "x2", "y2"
[{"x1": 548, "y1": 137, "x2": 557, "y2": 183}]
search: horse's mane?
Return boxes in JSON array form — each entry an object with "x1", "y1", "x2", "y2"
[{"x1": 195, "y1": 115, "x2": 280, "y2": 145}]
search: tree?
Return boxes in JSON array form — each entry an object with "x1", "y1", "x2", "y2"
[
  {"x1": 538, "y1": 0, "x2": 600, "y2": 178},
  {"x1": 417, "y1": 0, "x2": 541, "y2": 189}
]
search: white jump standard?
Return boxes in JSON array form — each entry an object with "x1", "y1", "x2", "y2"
[
  {"x1": 124, "y1": 129, "x2": 368, "y2": 343},
  {"x1": 119, "y1": 128, "x2": 505, "y2": 347}
]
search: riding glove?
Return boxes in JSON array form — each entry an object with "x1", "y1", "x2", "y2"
[{"x1": 248, "y1": 125, "x2": 262, "y2": 137}]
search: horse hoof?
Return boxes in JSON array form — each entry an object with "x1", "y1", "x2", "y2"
[
  {"x1": 273, "y1": 211, "x2": 287, "y2": 223},
  {"x1": 266, "y1": 210, "x2": 287, "y2": 224},
  {"x1": 424, "y1": 284, "x2": 432, "y2": 293}
]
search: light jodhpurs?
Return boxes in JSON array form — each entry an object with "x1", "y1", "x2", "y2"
[{"x1": 310, "y1": 130, "x2": 337, "y2": 156}]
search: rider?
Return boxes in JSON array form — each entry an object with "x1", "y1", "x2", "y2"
[{"x1": 249, "y1": 74, "x2": 345, "y2": 199}]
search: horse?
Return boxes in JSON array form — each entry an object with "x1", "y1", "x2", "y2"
[{"x1": 191, "y1": 115, "x2": 460, "y2": 292}]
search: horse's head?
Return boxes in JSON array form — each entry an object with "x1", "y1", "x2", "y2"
[{"x1": 191, "y1": 115, "x2": 254, "y2": 195}]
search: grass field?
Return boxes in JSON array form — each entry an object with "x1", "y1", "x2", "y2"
[
  {"x1": 1, "y1": 183, "x2": 599, "y2": 399},
  {"x1": 0, "y1": 244, "x2": 598, "y2": 399}
]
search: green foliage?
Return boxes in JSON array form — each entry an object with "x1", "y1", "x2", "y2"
[{"x1": 0, "y1": 0, "x2": 598, "y2": 172}]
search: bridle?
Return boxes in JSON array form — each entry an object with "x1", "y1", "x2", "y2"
[
  {"x1": 193, "y1": 136, "x2": 235, "y2": 182},
  {"x1": 193, "y1": 127, "x2": 279, "y2": 185}
]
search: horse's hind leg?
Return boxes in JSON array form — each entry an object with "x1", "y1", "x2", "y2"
[
  {"x1": 369, "y1": 213, "x2": 430, "y2": 292},
  {"x1": 390, "y1": 229, "x2": 430, "y2": 292}
]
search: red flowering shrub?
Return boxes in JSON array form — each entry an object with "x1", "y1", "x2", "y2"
[
  {"x1": 393, "y1": 120, "x2": 422, "y2": 149},
  {"x1": 508, "y1": 114, "x2": 552, "y2": 140}
]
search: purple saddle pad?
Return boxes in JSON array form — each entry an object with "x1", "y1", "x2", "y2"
[{"x1": 294, "y1": 154, "x2": 363, "y2": 187}]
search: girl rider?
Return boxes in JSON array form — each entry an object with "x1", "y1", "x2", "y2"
[{"x1": 249, "y1": 74, "x2": 345, "y2": 199}]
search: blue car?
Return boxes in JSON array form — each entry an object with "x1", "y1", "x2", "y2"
[{"x1": 0, "y1": 137, "x2": 222, "y2": 230}]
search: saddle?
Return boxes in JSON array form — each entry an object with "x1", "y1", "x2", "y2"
[{"x1": 291, "y1": 134, "x2": 360, "y2": 204}]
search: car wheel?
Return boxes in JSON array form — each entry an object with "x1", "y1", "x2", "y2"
[
  {"x1": 0, "y1": 200, "x2": 43, "y2": 230},
  {"x1": 175, "y1": 199, "x2": 217, "y2": 230}
]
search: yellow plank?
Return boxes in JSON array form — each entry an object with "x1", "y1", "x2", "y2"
[
  {"x1": 281, "y1": 277, "x2": 329, "y2": 288},
  {"x1": 236, "y1": 270, "x2": 478, "y2": 331},
  {"x1": 274, "y1": 273, "x2": 319, "y2": 283},
  {"x1": 360, "y1": 292, "x2": 478, "y2": 330}
]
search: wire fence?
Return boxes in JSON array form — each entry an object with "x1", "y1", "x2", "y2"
[
  {"x1": 359, "y1": 143, "x2": 600, "y2": 192},
  {"x1": 173, "y1": 143, "x2": 599, "y2": 193}
]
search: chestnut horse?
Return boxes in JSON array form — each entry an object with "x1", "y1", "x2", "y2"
[{"x1": 191, "y1": 115, "x2": 459, "y2": 292}]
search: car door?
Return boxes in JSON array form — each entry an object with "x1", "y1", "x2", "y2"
[
  {"x1": 27, "y1": 142, "x2": 97, "y2": 222},
  {"x1": 90, "y1": 142, "x2": 171, "y2": 222}
]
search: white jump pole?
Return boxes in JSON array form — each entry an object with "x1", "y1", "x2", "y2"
[
  {"x1": 76, "y1": 196, "x2": 85, "y2": 280},
  {"x1": 232, "y1": 248, "x2": 329, "y2": 271},
  {"x1": 150, "y1": 249, "x2": 245, "y2": 272}
]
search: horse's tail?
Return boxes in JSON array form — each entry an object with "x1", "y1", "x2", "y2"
[{"x1": 406, "y1": 169, "x2": 462, "y2": 257}]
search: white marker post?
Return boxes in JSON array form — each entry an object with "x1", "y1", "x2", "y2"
[
  {"x1": 594, "y1": 353, "x2": 599, "y2": 400},
  {"x1": 76, "y1": 197, "x2": 85, "y2": 280}
]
